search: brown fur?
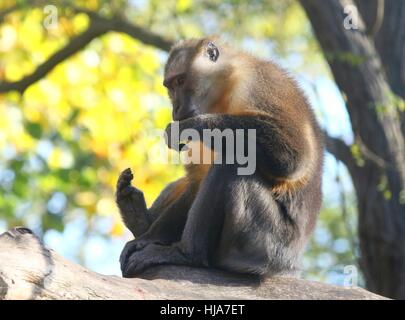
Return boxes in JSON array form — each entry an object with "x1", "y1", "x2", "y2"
[
  {"x1": 166, "y1": 37, "x2": 321, "y2": 197},
  {"x1": 117, "y1": 37, "x2": 323, "y2": 278}
]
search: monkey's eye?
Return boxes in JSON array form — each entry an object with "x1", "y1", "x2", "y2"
[
  {"x1": 206, "y1": 42, "x2": 219, "y2": 62},
  {"x1": 164, "y1": 74, "x2": 186, "y2": 89}
]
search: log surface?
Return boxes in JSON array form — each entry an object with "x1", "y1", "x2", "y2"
[{"x1": 0, "y1": 227, "x2": 386, "y2": 300}]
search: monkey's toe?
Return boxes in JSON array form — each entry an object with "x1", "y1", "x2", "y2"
[
  {"x1": 119, "y1": 239, "x2": 138, "y2": 271},
  {"x1": 120, "y1": 168, "x2": 134, "y2": 181},
  {"x1": 122, "y1": 260, "x2": 146, "y2": 278},
  {"x1": 121, "y1": 248, "x2": 154, "y2": 277},
  {"x1": 120, "y1": 238, "x2": 160, "y2": 272},
  {"x1": 117, "y1": 169, "x2": 134, "y2": 190}
]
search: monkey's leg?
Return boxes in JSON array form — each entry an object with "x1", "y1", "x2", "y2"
[
  {"x1": 116, "y1": 168, "x2": 192, "y2": 238},
  {"x1": 121, "y1": 164, "x2": 233, "y2": 277},
  {"x1": 121, "y1": 164, "x2": 299, "y2": 278},
  {"x1": 119, "y1": 182, "x2": 197, "y2": 267},
  {"x1": 116, "y1": 168, "x2": 150, "y2": 237}
]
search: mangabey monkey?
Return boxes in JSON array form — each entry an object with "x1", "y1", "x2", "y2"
[{"x1": 116, "y1": 37, "x2": 323, "y2": 277}]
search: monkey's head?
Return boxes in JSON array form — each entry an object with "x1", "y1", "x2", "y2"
[{"x1": 164, "y1": 37, "x2": 233, "y2": 121}]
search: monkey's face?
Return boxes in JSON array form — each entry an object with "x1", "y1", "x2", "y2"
[{"x1": 164, "y1": 38, "x2": 228, "y2": 121}]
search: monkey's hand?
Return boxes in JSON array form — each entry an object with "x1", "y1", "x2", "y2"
[
  {"x1": 116, "y1": 168, "x2": 150, "y2": 237},
  {"x1": 164, "y1": 121, "x2": 192, "y2": 151}
]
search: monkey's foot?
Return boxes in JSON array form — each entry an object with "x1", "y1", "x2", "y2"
[
  {"x1": 117, "y1": 168, "x2": 137, "y2": 198},
  {"x1": 116, "y1": 168, "x2": 150, "y2": 237},
  {"x1": 119, "y1": 238, "x2": 165, "y2": 270},
  {"x1": 116, "y1": 168, "x2": 147, "y2": 208},
  {"x1": 121, "y1": 243, "x2": 188, "y2": 277}
]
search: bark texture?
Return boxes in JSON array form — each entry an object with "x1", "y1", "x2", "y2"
[{"x1": 0, "y1": 228, "x2": 386, "y2": 300}]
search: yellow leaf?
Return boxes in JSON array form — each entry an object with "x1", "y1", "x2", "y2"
[
  {"x1": 75, "y1": 191, "x2": 97, "y2": 206},
  {"x1": 111, "y1": 220, "x2": 125, "y2": 236},
  {"x1": 176, "y1": 0, "x2": 192, "y2": 13}
]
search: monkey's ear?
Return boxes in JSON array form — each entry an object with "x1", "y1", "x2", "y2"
[{"x1": 206, "y1": 42, "x2": 219, "y2": 62}]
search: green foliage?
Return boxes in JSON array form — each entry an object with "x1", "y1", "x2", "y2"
[
  {"x1": 325, "y1": 51, "x2": 366, "y2": 66},
  {"x1": 377, "y1": 175, "x2": 392, "y2": 200},
  {"x1": 350, "y1": 143, "x2": 365, "y2": 167},
  {"x1": 303, "y1": 202, "x2": 360, "y2": 285}
]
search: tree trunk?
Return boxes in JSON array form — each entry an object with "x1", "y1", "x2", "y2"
[
  {"x1": 355, "y1": 0, "x2": 405, "y2": 135},
  {"x1": 0, "y1": 227, "x2": 385, "y2": 300},
  {"x1": 300, "y1": 0, "x2": 405, "y2": 299}
]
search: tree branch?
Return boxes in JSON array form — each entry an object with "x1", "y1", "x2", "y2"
[
  {"x1": 300, "y1": 0, "x2": 405, "y2": 191},
  {"x1": 84, "y1": 11, "x2": 173, "y2": 52},
  {"x1": 0, "y1": 20, "x2": 109, "y2": 94},
  {"x1": 324, "y1": 132, "x2": 357, "y2": 173},
  {"x1": 0, "y1": 8, "x2": 173, "y2": 94},
  {"x1": 0, "y1": 227, "x2": 386, "y2": 300},
  {"x1": 0, "y1": 5, "x2": 18, "y2": 23}
]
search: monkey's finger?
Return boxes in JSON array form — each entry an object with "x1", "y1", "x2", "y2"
[
  {"x1": 179, "y1": 143, "x2": 189, "y2": 151},
  {"x1": 164, "y1": 123, "x2": 178, "y2": 150}
]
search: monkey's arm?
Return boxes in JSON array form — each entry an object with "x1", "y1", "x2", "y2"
[{"x1": 165, "y1": 113, "x2": 306, "y2": 179}]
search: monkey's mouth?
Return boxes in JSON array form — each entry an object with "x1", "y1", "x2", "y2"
[{"x1": 174, "y1": 108, "x2": 197, "y2": 121}]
